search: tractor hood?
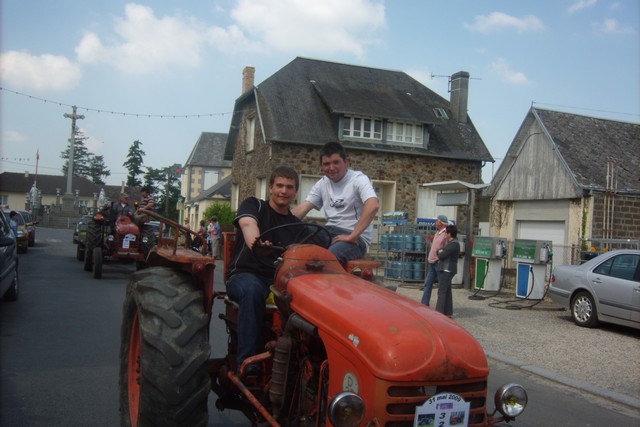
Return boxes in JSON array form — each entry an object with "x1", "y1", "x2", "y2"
[{"x1": 277, "y1": 247, "x2": 488, "y2": 382}]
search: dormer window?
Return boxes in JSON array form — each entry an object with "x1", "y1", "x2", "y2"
[
  {"x1": 433, "y1": 108, "x2": 448, "y2": 119},
  {"x1": 387, "y1": 121, "x2": 423, "y2": 145},
  {"x1": 343, "y1": 116, "x2": 382, "y2": 140}
]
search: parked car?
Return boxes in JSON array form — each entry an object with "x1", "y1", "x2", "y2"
[
  {"x1": 18, "y1": 210, "x2": 37, "y2": 247},
  {"x1": 73, "y1": 215, "x2": 93, "y2": 244},
  {"x1": 3, "y1": 210, "x2": 28, "y2": 254},
  {"x1": 0, "y1": 210, "x2": 19, "y2": 301},
  {"x1": 549, "y1": 249, "x2": 640, "y2": 330}
]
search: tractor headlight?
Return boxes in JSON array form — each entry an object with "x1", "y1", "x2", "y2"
[
  {"x1": 142, "y1": 236, "x2": 149, "y2": 243},
  {"x1": 328, "y1": 392, "x2": 365, "y2": 427},
  {"x1": 494, "y1": 383, "x2": 527, "y2": 418},
  {"x1": 107, "y1": 235, "x2": 114, "y2": 242}
]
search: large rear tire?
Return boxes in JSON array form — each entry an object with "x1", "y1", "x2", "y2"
[
  {"x1": 119, "y1": 267, "x2": 211, "y2": 427},
  {"x1": 93, "y1": 247, "x2": 103, "y2": 279},
  {"x1": 84, "y1": 221, "x2": 101, "y2": 272}
]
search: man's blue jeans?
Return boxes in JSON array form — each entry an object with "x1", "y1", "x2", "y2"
[
  {"x1": 226, "y1": 272, "x2": 270, "y2": 368},
  {"x1": 323, "y1": 225, "x2": 367, "y2": 266},
  {"x1": 420, "y1": 262, "x2": 438, "y2": 306}
]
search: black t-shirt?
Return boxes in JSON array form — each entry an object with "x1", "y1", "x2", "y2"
[{"x1": 227, "y1": 197, "x2": 301, "y2": 281}]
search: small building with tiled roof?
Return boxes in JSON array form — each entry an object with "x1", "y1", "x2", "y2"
[
  {"x1": 180, "y1": 132, "x2": 231, "y2": 225},
  {"x1": 224, "y1": 57, "x2": 493, "y2": 243},
  {"x1": 486, "y1": 107, "x2": 640, "y2": 265}
]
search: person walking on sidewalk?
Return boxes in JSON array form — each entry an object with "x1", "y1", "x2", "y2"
[
  {"x1": 421, "y1": 214, "x2": 449, "y2": 306},
  {"x1": 435, "y1": 224, "x2": 460, "y2": 317}
]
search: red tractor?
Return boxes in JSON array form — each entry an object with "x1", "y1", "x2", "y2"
[
  {"x1": 119, "y1": 212, "x2": 527, "y2": 427},
  {"x1": 83, "y1": 204, "x2": 157, "y2": 279}
]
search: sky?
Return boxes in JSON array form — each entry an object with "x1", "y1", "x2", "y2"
[{"x1": 1, "y1": 0, "x2": 638, "y2": 186}]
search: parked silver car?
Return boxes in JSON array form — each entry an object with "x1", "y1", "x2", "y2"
[{"x1": 549, "y1": 249, "x2": 640, "y2": 330}]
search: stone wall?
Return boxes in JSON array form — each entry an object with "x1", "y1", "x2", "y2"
[{"x1": 590, "y1": 192, "x2": 640, "y2": 239}]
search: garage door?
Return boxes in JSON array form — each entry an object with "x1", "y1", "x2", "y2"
[{"x1": 517, "y1": 221, "x2": 566, "y2": 265}]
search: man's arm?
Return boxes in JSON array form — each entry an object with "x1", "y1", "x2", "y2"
[
  {"x1": 333, "y1": 197, "x2": 379, "y2": 245},
  {"x1": 237, "y1": 217, "x2": 261, "y2": 249},
  {"x1": 291, "y1": 200, "x2": 315, "y2": 220}
]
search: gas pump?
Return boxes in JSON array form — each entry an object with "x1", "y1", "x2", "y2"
[
  {"x1": 471, "y1": 236, "x2": 507, "y2": 292},
  {"x1": 452, "y1": 234, "x2": 467, "y2": 285},
  {"x1": 513, "y1": 239, "x2": 553, "y2": 300}
]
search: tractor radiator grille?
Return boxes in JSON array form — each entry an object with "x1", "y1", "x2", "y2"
[
  {"x1": 381, "y1": 379, "x2": 488, "y2": 427},
  {"x1": 116, "y1": 235, "x2": 139, "y2": 252}
]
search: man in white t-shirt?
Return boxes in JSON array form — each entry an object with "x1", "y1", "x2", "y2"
[{"x1": 292, "y1": 142, "x2": 379, "y2": 266}]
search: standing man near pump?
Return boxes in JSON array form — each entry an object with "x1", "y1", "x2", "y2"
[
  {"x1": 292, "y1": 142, "x2": 379, "y2": 266},
  {"x1": 421, "y1": 214, "x2": 449, "y2": 306}
]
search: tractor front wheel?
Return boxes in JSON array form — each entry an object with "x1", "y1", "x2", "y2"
[
  {"x1": 119, "y1": 267, "x2": 211, "y2": 427},
  {"x1": 84, "y1": 222, "x2": 101, "y2": 272}
]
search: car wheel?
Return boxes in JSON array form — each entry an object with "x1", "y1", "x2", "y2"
[
  {"x1": 2, "y1": 267, "x2": 19, "y2": 302},
  {"x1": 119, "y1": 267, "x2": 210, "y2": 427},
  {"x1": 76, "y1": 243, "x2": 85, "y2": 261},
  {"x1": 571, "y1": 291, "x2": 598, "y2": 328}
]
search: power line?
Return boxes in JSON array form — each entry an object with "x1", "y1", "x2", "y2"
[{"x1": 0, "y1": 86, "x2": 234, "y2": 119}]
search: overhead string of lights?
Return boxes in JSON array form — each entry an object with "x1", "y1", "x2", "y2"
[{"x1": 0, "y1": 86, "x2": 234, "y2": 119}]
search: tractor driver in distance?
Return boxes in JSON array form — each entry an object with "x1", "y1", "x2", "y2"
[
  {"x1": 226, "y1": 165, "x2": 302, "y2": 375},
  {"x1": 292, "y1": 142, "x2": 379, "y2": 267},
  {"x1": 110, "y1": 192, "x2": 134, "y2": 232}
]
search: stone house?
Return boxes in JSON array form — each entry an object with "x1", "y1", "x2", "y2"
[
  {"x1": 486, "y1": 107, "x2": 640, "y2": 266},
  {"x1": 180, "y1": 132, "x2": 232, "y2": 226},
  {"x1": 223, "y1": 57, "x2": 493, "y2": 244}
]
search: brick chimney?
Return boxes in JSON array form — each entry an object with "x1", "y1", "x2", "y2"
[
  {"x1": 242, "y1": 66, "x2": 255, "y2": 94},
  {"x1": 449, "y1": 71, "x2": 470, "y2": 123}
]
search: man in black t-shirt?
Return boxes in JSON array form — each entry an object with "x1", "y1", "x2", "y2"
[{"x1": 226, "y1": 165, "x2": 301, "y2": 373}]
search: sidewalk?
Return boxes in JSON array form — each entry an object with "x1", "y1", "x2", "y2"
[{"x1": 390, "y1": 283, "x2": 640, "y2": 410}]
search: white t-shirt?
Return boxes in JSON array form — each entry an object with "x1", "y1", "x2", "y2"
[{"x1": 305, "y1": 169, "x2": 378, "y2": 245}]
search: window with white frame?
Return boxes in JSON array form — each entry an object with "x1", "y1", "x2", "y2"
[
  {"x1": 386, "y1": 121, "x2": 423, "y2": 144},
  {"x1": 246, "y1": 117, "x2": 256, "y2": 152},
  {"x1": 343, "y1": 116, "x2": 382, "y2": 140}
]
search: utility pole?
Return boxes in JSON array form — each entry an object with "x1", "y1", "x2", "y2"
[
  {"x1": 61, "y1": 106, "x2": 85, "y2": 213},
  {"x1": 63, "y1": 106, "x2": 85, "y2": 195}
]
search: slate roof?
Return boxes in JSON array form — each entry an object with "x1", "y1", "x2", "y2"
[
  {"x1": 0, "y1": 172, "x2": 141, "y2": 200},
  {"x1": 533, "y1": 108, "x2": 639, "y2": 193},
  {"x1": 185, "y1": 132, "x2": 232, "y2": 167},
  {"x1": 225, "y1": 57, "x2": 492, "y2": 162}
]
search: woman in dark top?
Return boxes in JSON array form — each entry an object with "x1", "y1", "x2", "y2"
[{"x1": 436, "y1": 224, "x2": 460, "y2": 317}]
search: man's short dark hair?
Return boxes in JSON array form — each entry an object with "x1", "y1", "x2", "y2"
[
  {"x1": 446, "y1": 224, "x2": 458, "y2": 238},
  {"x1": 319, "y1": 142, "x2": 347, "y2": 163},
  {"x1": 140, "y1": 186, "x2": 151, "y2": 194},
  {"x1": 270, "y1": 165, "x2": 299, "y2": 190}
]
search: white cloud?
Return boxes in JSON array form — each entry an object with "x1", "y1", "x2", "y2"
[
  {"x1": 75, "y1": 4, "x2": 209, "y2": 74},
  {"x1": 0, "y1": 51, "x2": 82, "y2": 91},
  {"x1": 593, "y1": 18, "x2": 634, "y2": 34},
  {"x1": 567, "y1": 0, "x2": 597, "y2": 14},
  {"x1": 2, "y1": 130, "x2": 30, "y2": 143},
  {"x1": 230, "y1": 0, "x2": 385, "y2": 57},
  {"x1": 464, "y1": 12, "x2": 544, "y2": 34},
  {"x1": 491, "y1": 58, "x2": 529, "y2": 85}
]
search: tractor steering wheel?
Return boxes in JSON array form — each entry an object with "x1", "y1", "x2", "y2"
[{"x1": 253, "y1": 222, "x2": 332, "y2": 258}]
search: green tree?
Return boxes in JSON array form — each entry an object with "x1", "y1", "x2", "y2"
[
  {"x1": 61, "y1": 130, "x2": 92, "y2": 177},
  {"x1": 88, "y1": 155, "x2": 111, "y2": 184},
  {"x1": 123, "y1": 140, "x2": 145, "y2": 187},
  {"x1": 202, "y1": 202, "x2": 235, "y2": 226},
  {"x1": 144, "y1": 165, "x2": 182, "y2": 221}
]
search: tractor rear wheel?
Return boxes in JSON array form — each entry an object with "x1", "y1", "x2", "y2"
[
  {"x1": 93, "y1": 247, "x2": 103, "y2": 279},
  {"x1": 137, "y1": 225, "x2": 157, "y2": 270},
  {"x1": 119, "y1": 267, "x2": 211, "y2": 427},
  {"x1": 84, "y1": 221, "x2": 101, "y2": 272}
]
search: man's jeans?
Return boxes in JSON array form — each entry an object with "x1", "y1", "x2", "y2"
[
  {"x1": 322, "y1": 225, "x2": 367, "y2": 266},
  {"x1": 226, "y1": 272, "x2": 270, "y2": 368},
  {"x1": 420, "y1": 262, "x2": 439, "y2": 306}
]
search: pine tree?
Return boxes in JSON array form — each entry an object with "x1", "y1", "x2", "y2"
[
  {"x1": 123, "y1": 140, "x2": 146, "y2": 187},
  {"x1": 88, "y1": 155, "x2": 111, "y2": 184},
  {"x1": 60, "y1": 130, "x2": 95, "y2": 178}
]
